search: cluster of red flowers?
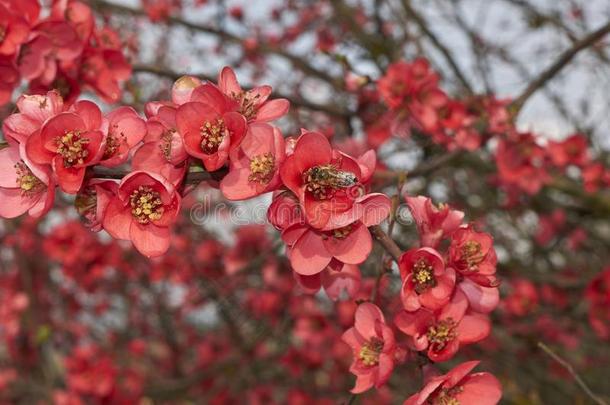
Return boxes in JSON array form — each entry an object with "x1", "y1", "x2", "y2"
[
  {"x1": 585, "y1": 267, "x2": 610, "y2": 340},
  {"x1": 0, "y1": 0, "x2": 130, "y2": 107},
  {"x1": 0, "y1": 61, "x2": 506, "y2": 402},
  {"x1": 342, "y1": 196, "x2": 502, "y2": 404},
  {"x1": 371, "y1": 59, "x2": 610, "y2": 197}
]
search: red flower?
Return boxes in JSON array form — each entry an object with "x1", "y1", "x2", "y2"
[
  {"x1": 75, "y1": 179, "x2": 118, "y2": 232},
  {"x1": 218, "y1": 66, "x2": 289, "y2": 123},
  {"x1": 51, "y1": 0, "x2": 94, "y2": 42},
  {"x1": 294, "y1": 263, "x2": 361, "y2": 301},
  {"x1": 0, "y1": 56, "x2": 19, "y2": 106},
  {"x1": 495, "y1": 133, "x2": 549, "y2": 195},
  {"x1": 395, "y1": 290, "x2": 490, "y2": 362},
  {"x1": 342, "y1": 303, "x2": 396, "y2": 393},
  {"x1": 399, "y1": 247, "x2": 455, "y2": 311},
  {"x1": 406, "y1": 195, "x2": 464, "y2": 248},
  {"x1": 99, "y1": 106, "x2": 147, "y2": 167},
  {"x1": 18, "y1": 21, "x2": 82, "y2": 84},
  {"x1": 102, "y1": 171, "x2": 181, "y2": 257},
  {"x1": 25, "y1": 100, "x2": 106, "y2": 193},
  {"x1": 220, "y1": 123, "x2": 285, "y2": 200},
  {"x1": 176, "y1": 84, "x2": 247, "y2": 171},
  {"x1": 403, "y1": 361, "x2": 502, "y2": 405},
  {"x1": 80, "y1": 47, "x2": 131, "y2": 103},
  {"x1": 2, "y1": 90, "x2": 65, "y2": 144},
  {"x1": 171, "y1": 75, "x2": 202, "y2": 105},
  {"x1": 0, "y1": 143, "x2": 55, "y2": 218},
  {"x1": 280, "y1": 131, "x2": 370, "y2": 229},
  {"x1": 64, "y1": 345, "x2": 117, "y2": 399},
  {"x1": 449, "y1": 225, "x2": 499, "y2": 313},
  {"x1": 133, "y1": 106, "x2": 187, "y2": 185},
  {"x1": 548, "y1": 134, "x2": 589, "y2": 168},
  {"x1": 278, "y1": 193, "x2": 390, "y2": 275},
  {"x1": 503, "y1": 278, "x2": 538, "y2": 317},
  {"x1": 0, "y1": 3, "x2": 30, "y2": 56}
]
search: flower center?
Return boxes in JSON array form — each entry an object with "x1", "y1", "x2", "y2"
[
  {"x1": 200, "y1": 118, "x2": 226, "y2": 154},
  {"x1": 426, "y1": 318, "x2": 457, "y2": 351},
  {"x1": 461, "y1": 240, "x2": 483, "y2": 270},
  {"x1": 413, "y1": 258, "x2": 437, "y2": 293},
  {"x1": 358, "y1": 337, "x2": 383, "y2": 367},
  {"x1": 332, "y1": 224, "x2": 353, "y2": 240},
  {"x1": 0, "y1": 25, "x2": 6, "y2": 43},
  {"x1": 248, "y1": 152, "x2": 275, "y2": 184},
  {"x1": 129, "y1": 186, "x2": 164, "y2": 224},
  {"x1": 432, "y1": 387, "x2": 464, "y2": 405},
  {"x1": 160, "y1": 130, "x2": 175, "y2": 161},
  {"x1": 103, "y1": 133, "x2": 123, "y2": 160},
  {"x1": 232, "y1": 91, "x2": 260, "y2": 121},
  {"x1": 75, "y1": 187, "x2": 97, "y2": 222},
  {"x1": 56, "y1": 130, "x2": 90, "y2": 167},
  {"x1": 14, "y1": 161, "x2": 44, "y2": 196},
  {"x1": 303, "y1": 164, "x2": 357, "y2": 200}
]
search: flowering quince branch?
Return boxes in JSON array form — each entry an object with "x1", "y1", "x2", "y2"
[
  {"x1": 537, "y1": 342, "x2": 608, "y2": 405},
  {"x1": 0, "y1": 60, "x2": 504, "y2": 402},
  {"x1": 510, "y1": 20, "x2": 610, "y2": 114},
  {"x1": 369, "y1": 224, "x2": 403, "y2": 263}
]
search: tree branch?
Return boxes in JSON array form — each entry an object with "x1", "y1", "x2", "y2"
[
  {"x1": 400, "y1": 0, "x2": 474, "y2": 95},
  {"x1": 369, "y1": 225, "x2": 403, "y2": 263},
  {"x1": 537, "y1": 342, "x2": 608, "y2": 405},
  {"x1": 87, "y1": 0, "x2": 341, "y2": 86},
  {"x1": 511, "y1": 21, "x2": 610, "y2": 114},
  {"x1": 131, "y1": 64, "x2": 352, "y2": 119},
  {"x1": 90, "y1": 166, "x2": 218, "y2": 184}
]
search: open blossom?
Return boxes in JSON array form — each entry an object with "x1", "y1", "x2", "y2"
[
  {"x1": 395, "y1": 290, "x2": 490, "y2": 362},
  {"x1": 404, "y1": 361, "x2": 502, "y2": 405},
  {"x1": 220, "y1": 123, "x2": 285, "y2": 200},
  {"x1": 295, "y1": 263, "x2": 362, "y2": 301},
  {"x1": 378, "y1": 59, "x2": 440, "y2": 109},
  {"x1": 218, "y1": 66, "x2": 289, "y2": 123},
  {"x1": 0, "y1": 143, "x2": 55, "y2": 218},
  {"x1": 342, "y1": 303, "x2": 396, "y2": 393},
  {"x1": 64, "y1": 345, "x2": 118, "y2": 400},
  {"x1": 2, "y1": 90, "x2": 65, "y2": 144},
  {"x1": 449, "y1": 225, "x2": 499, "y2": 313},
  {"x1": 399, "y1": 247, "x2": 455, "y2": 311},
  {"x1": 406, "y1": 195, "x2": 464, "y2": 248},
  {"x1": 547, "y1": 134, "x2": 588, "y2": 168},
  {"x1": 274, "y1": 193, "x2": 390, "y2": 275},
  {"x1": 80, "y1": 47, "x2": 131, "y2": 103},
  {"x1": 495, "y1": 133, "x2": 549, "y2": 195},
  {"x1": 75, "y1": 179, "x2": 118, "y2": 232},
  {"x1": 102, "y1": 171, "x2": 181, "y2": 257},
  {"x1": 0, "y1": 57, "x2": 19, "y2": 105},
  {"x1": 176, "y1": 84, "x2": 247, "y2": 171},
  {"x1": 280, "y1": 131, "x2": 369, "y2": 229},
  {"x1": 0, "y1": 2, "x2": 30, "y2": 56},
  {"x1": 18, "y1": 21, "x2": 83, "y2": 84},
  {"x1": 132, "y1": 112, "x2": 187, "y2": 186},
  {"x1": 25, "y1": 100, "x2": 106, "y2": 194},
  {"x1": 99, "y1": 107, "x2": 147, "y2": 167}
]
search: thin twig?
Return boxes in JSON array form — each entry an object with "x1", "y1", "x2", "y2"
[
  {"x1": 537, "y1": 342, "x2": 608, "y2": 405},
  {"x1": 87, "y1": 0, "x2": 341, "y2": 86},
  {"x1": 368, "y1": 225, "x2": 403, "y2": 264},
  {"x1": 131, "y1": 64, "x2": 352, "y2": 118},
  {"x1": 400, "y1": 0, "x2": 474, "y2": 95},
  {"x1": 90, "y1": 166, "x2": 219, "y2": 185},
  {"x1": 511, "y1": 21, "x2": 610, "y2": 114}
]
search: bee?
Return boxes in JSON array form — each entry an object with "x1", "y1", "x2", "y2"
[{"x1": 306, "y1": 165, "x2": 358, "y2": 188}]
